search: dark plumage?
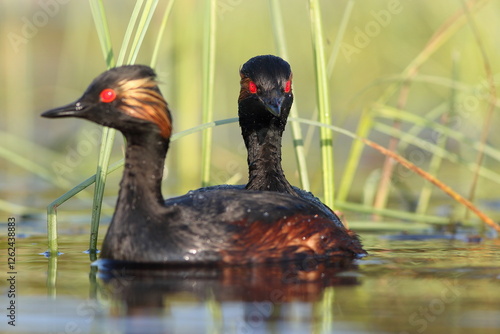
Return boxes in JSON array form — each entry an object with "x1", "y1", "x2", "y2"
[
  {"x1": 42, "y1": 64, "x2": 365, "y2": 265},
  {"x1": 238, "y1": 55, "x2": 296, "y2": 195},
  {"x1": 205, "y1": 55, "x2": 357, "y2": 230}
]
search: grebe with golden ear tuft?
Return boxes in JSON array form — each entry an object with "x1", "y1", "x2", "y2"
[{"x1": 42, "y1": 64, "x2": 365, "y2": 265}]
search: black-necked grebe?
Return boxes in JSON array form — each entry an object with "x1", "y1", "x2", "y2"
[
  {"x1": 42, "y1": 65, "x2": 365, "y2": 265},
  {"x1": 238, "y1": 55, "x2": 296, "y2": 195},
  {"x1": 200, "y1": 55, "x2": 350, "y2": 229},
  {"x1": 237, "y1": 55, "x2": 351, "y2": 229}
]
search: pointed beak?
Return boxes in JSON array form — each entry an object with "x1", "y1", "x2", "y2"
[
  {"x1": 41, "y1": 99, "x2": 87, "y2": 119},
  {"x1": 260, "y1": 94, "x2": 285, "y2": 117}
]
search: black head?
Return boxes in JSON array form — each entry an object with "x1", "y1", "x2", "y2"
[
  {"x1": 41, "y1": 65, "x2": 172, "y2": 139},
  {"x1": 239, "y1": 55, "x2": 293, "y2": 118}
]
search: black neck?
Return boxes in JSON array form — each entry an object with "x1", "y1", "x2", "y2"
[
  {"x1": 239, "y1": 102, "x2": 297, "y2": 196},
  {"x1": 114, "y1": 130, "x2": 169, "y2": 215},
  {"x1": 99, "y1": 128, "x2": 172, "y2": 259}
]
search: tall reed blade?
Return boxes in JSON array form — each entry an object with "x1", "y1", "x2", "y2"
[
  {"x1": 416, "y1": 53, "x2": 459, "y2": 215},
  {"x1": 89, "y1": 0, "x2": 161, "y2": 253},
  {"x1": 373, "y1": 81, "x2": 411, "y2": 213},
  {"x1": 87, "y1": 0, "x2": 120, "y2": 254},
  {"x1": 47, "y1": 256, "x2": 57, "y2": 298},
  {"x1": 89, "y1": 0, "x2": 115, "y2": 68},
  {"x1": 338, "y1": 0, "x2": 487, "y2": 206},
  {"x1": 89, "y1": 127, "x2": 116, "y2": 253},
  {"x1": 337, "y1": 107, "x2": 373, "y2": 202},
  {"x1": 116, "y1": 0, "x2": 145, "y2": 66},
  {"x1": 313, "y1": 287, "x2": 334, "y2": 333},
  {"x1": 376, "y1": 104, "x2": 500, "y2": 163},
  {"x1": 308, "y1": 0, "x2": 334, "y2": 208},
  {"x1": 460, "y1": 0, "x2": 497, "y2": 221},
  {"x1": 127, "y1": 0, "x2": 159, "y2": 64},
  {"x1": 0, "y1": 145, "x2": 73, "y2": 190},
  {"x1": 326, "y1": 0, "x2": 355, "y2": 76},
  {"x1": 45, "y1": 0, "x2": 162, "y2": 255},
  {"x1": 289, "y1": 116, "x2": 500, "y2": 232},
  {"x1": 268, "y1": 0, "x2": 310, "y2": 190},
  {"x1": 372, "y1": 121, "x2": 500, "y2": 183},
  {"x1": 201, "y1": 0, "x2": 217, "y2": 187},
  {"x1": 46, "y1": 160, "x2": 124, "y2": 255},
  {"x1": 326, "y1": 0, "x2": 356, "y2": 203},
  {"x1": 46, "y1": 117, "x2": 241, "y2": 254},
  {"x1": 150, "y1": 0, "x2": 176, "y2": 67}
]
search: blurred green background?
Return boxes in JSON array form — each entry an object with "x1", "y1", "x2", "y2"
[{"x1": 1, "y1": 0, "x2": 499, "y2": 227}]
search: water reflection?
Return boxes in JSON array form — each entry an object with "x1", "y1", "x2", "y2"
[
  {"x1": 8, "y1": 235, "x2": 500, "y2": 333},
  {"x1": 92, "y1": 259, "x2": 359, "y2": 333}
]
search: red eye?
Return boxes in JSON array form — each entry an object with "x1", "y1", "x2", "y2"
[
  {"x1": 284, "y1": 80, "x2": 291, "y2": 93},
  {"x1": 248, "y1": 81, "x2": 257, "y2": 94},
  {"x1": 100, "y1": 88, "x2": 116, "y2": 103}
]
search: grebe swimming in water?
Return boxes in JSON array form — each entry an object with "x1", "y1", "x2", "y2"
[
  {"x1": 42, "y1": 65, "x2": 365, "y2": 265},
  {"x1": 200, "y1": 55, "x2": 354, "y2": 229}
]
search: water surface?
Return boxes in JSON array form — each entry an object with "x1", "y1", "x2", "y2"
[{"x1": 1, "y1": 232, "x2": 499, "y2": 334}]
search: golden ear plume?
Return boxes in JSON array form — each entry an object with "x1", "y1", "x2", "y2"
[{"x1": 118, "y1": 78, "x2": 172, "y2": 138}]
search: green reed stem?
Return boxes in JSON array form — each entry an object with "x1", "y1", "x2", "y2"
[
  {"x1": 89, "y1": 0, "x2": 160, "y2": 253},
  {"x1": 116, "y1": 0, "x2": 144, "y2": 66},
  {"x1": 338, "y1": 1, "x2": 481, "y2": 204},
  {"x1": 416, "y1": 129, "x2": 448, "y2": 215},
  {"x1": 0, "y1": 145, "x2": 73, "y2": 190},
  {"x1": 337, "y1": 201, "x2": 456, "y2": 225},
  {"x1": 308, "y1": 0, "x2": 334, "y2": 208},
  {"x1": 47, "y1": 0, "x2": 116, "y2": 255},
  {"x1": 268, "y1": 0, "x2": 310, "y2": 191},
  {"x1": 47, "y1": 256, "x2": 57, "y2": 299},
  {"x1": 352, "y1": 74, "x2": 471, "y2": 101},
  {"x1": 374, "y1": 104, "x2": 500, "y2": 163},
  {"x1": 45, "y1": 0, "x2": 161, "y2": 255},
  {"x1": 200, "y1": 0, "x2": 217, "y2": 187},
  {"x1": 313, "y1": 286, "x2": 334, "y2": 334},
  {"x1": 289, "y1": 116, "x2": 499, "y2": 229},
  {"x1": 89, "y1": 0, "x2": 115, "y2": 67},
  {"x1": 206, "y1": 290, "x2": 223, "y2": 334},
  {"x1": 326, "y1": 0, "x2": 355, "y2": 76},
  {"x1": 47, "y1": 160, "x2": 124, "y2": 255},
  {"x1": 127, "y1": 0, "x2": 159, "y2": 64},
  {"x1": 150, "y1": 0, "x2": 175, "y2": 67},
  {"x1": 303, "y1": 0, "x2": 355, "y2": 158},
  {"x1": 47, "y1": 107, "x2": 495, "y2": 255},
  {"x1": 337, "y1": 107, "x2": 373, "y2": 202},
  {"x1": 348, "y1": 221, "x2": 441, "y2": 232},
  {"x1": 372, "y1": 122, "x2": 500, "y2": 183},
  {"x1": 88, "y1": 127, "x2": 116, "y2": 253},
  {"x1": 87, "y1": 0, "x2": 118, "y2": 255},
  {"x1": 46, "y1": 118, "x2": 239, "y2": 255},
  {"x1": 324, "y1": 0, "x2": 356, "y2": 203},
  {"x1": 460, "y1": 0, "x2": 497, "y2": 222},
  {"x1": 373, "y1": 81, "x2": 411, "y2": 213},
  {"x1": 0, "y1": 130, "x2": 60, "y2": 162},
  {"x1": 172, "y1": 118, "x2": 239, "y2": 141},
  {"x1": 394, "y1": 102, "x2": 448, "y2": 153},
  {"x1": 417, "y1": 53, "x2": 459, "y2": 215}
]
